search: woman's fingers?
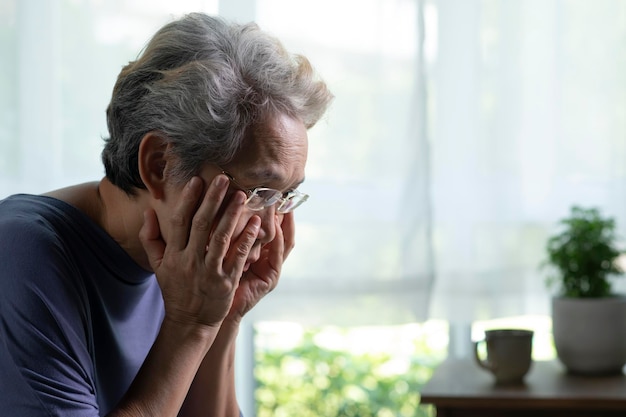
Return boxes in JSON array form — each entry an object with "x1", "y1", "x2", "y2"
[
  {"x1": 221, "y1": 215, "x2": 262, "y2": 273},
  {"x1": 205, "y1": 190, "x2": 256, "y2": 271},
  {"x1": 138, "y1": 208, "x2": 166, "y2": 270},
  {"x1": 186, "y1": 174, "x2": 230, "y2": 257},
  {"x1": 166, "y1": 177, "x2": 205, "y2": 251},
  {"x1": 266, "y1": 219, "x2": 285, "y2": 291}
]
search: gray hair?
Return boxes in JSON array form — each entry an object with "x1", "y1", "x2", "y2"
[{"x1": 102, "y1": 13, "x2": 333, "y2": 194}]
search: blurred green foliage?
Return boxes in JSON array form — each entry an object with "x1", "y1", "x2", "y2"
[{"x1": 255, "y1": 329, "x2": 443, "y2": 417}]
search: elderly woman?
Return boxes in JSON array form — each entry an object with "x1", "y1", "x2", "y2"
[{"x1": 0, "y1": 13, "x2": 333, "y2": 417}]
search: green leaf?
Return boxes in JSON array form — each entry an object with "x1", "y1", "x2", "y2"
[{"x1": 542, "y1": 205, "x2": 623, "y2": 298}]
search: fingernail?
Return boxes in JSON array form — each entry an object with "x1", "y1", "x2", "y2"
[
  {"x1": 234, "y1": 191, "x2": 246, "y2": 204},
  {"x1": 214, "y1": 174, "x2": 228, "y2": 188},
  {"x1": 250, "y1": 216, "x2": 261, "y2": 232},
  {"x1": 187, "y1": 177, "x2": 200, "y2": 189}
]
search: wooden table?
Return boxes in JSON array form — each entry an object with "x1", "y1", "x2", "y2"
[{"x1": 420, "y1": 359, "x2": 626, "y2": 416}]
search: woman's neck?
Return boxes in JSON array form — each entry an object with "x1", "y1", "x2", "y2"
[{"x1": 44, "y1": 178, "x2": 152, "y2": 271}]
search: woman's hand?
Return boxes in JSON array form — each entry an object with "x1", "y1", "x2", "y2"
[
  {"x1": 139, "y1": 175, "x2": 261, "y2": 330},
  {"x1": 226, "y1": 211, "x2": 296, "y2": 322}
]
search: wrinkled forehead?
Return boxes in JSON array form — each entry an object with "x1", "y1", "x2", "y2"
[{"x1": 228, "y1": 113, "x2": 308, "y2": 185}]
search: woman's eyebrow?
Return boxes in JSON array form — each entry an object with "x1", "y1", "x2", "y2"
[{"x1": 245, "y1": 169, "x2": 305, "y2": 189}]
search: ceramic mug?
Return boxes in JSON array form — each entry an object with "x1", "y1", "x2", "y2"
[{"x1": 474, "y1": 328, "x2": 533, "y2": 385}]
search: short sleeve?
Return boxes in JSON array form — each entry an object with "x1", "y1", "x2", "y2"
[{"x1": 0, "y1": 217, "x2": 100, "y2": 417}]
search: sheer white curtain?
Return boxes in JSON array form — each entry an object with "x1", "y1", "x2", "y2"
[
  {"x1": 0, "y1": 0, "x2": 433, "y2": 325},
  {"x1": 428, "y1": 0, "x2": 626, "y2": 322},
  {"x1": 0, "y1": 0, "x2": 217, "y2": 195},
  {"x1": 249, "y1": 0, "x2": 434, "y2": 325},
  {"x1": 2, "y1": 0, "x2": 626, "y2": 327}
]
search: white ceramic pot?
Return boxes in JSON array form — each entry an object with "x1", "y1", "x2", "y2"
[{"x1": 552, "y1": 296, "x2": 626, "y2": 375}]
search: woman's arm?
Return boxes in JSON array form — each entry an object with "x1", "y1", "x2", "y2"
[
  {"x1": 177, "y1": 213, "x2": 295, "y2": 417},
  {"x1": 178, "y1": 319, "x2": 240, "y2": 417},
  {"x1": 108, "y1": 176, "x2": 259, "y2": 417},
  {"x1": 107, "y1": 319, "x2": 219, "y2": 417}
]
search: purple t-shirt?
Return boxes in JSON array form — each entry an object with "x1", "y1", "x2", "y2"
[{"x1": 0, "y1": 194, "x2": 164, "y2": 416}]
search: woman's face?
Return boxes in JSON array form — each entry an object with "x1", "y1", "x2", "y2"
[{"x1": 197, "y1": 112, "x2": 309, "y2": 270}]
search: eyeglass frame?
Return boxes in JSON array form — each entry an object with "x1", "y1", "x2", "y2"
[{"x1": 219, "y1": 169, "x2": 309, "y2": 214}]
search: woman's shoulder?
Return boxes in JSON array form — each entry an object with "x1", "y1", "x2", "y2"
[
  {"x1": 0, "y1": 194, "x2": 78, "y2": 271},
  {"x1": 0, "y1": 192, "x2": 106, "y2": 269},
  {"x1": 0, "y1": 193, "x2": 84, "y2": 234}
]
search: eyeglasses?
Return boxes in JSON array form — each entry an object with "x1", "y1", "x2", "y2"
[{"x1": 220, "y1": 170, "x2": 309, "y2": 214}]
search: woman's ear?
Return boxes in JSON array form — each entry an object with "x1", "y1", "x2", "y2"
[{"x1": 138, "y1": 132, "x2": 169, "y2": 200}]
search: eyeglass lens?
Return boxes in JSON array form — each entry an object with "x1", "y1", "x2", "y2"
[
  {"x1": 221, "y1": 169, "x2": 308, "y2": 213},
  {"x1": 245, "y1": 189, "x2": 308, "y2": 213}
]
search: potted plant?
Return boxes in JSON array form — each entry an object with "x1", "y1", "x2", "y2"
[{"x1": 544, "y1": 205, "x2": 626, "y2": 375}]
